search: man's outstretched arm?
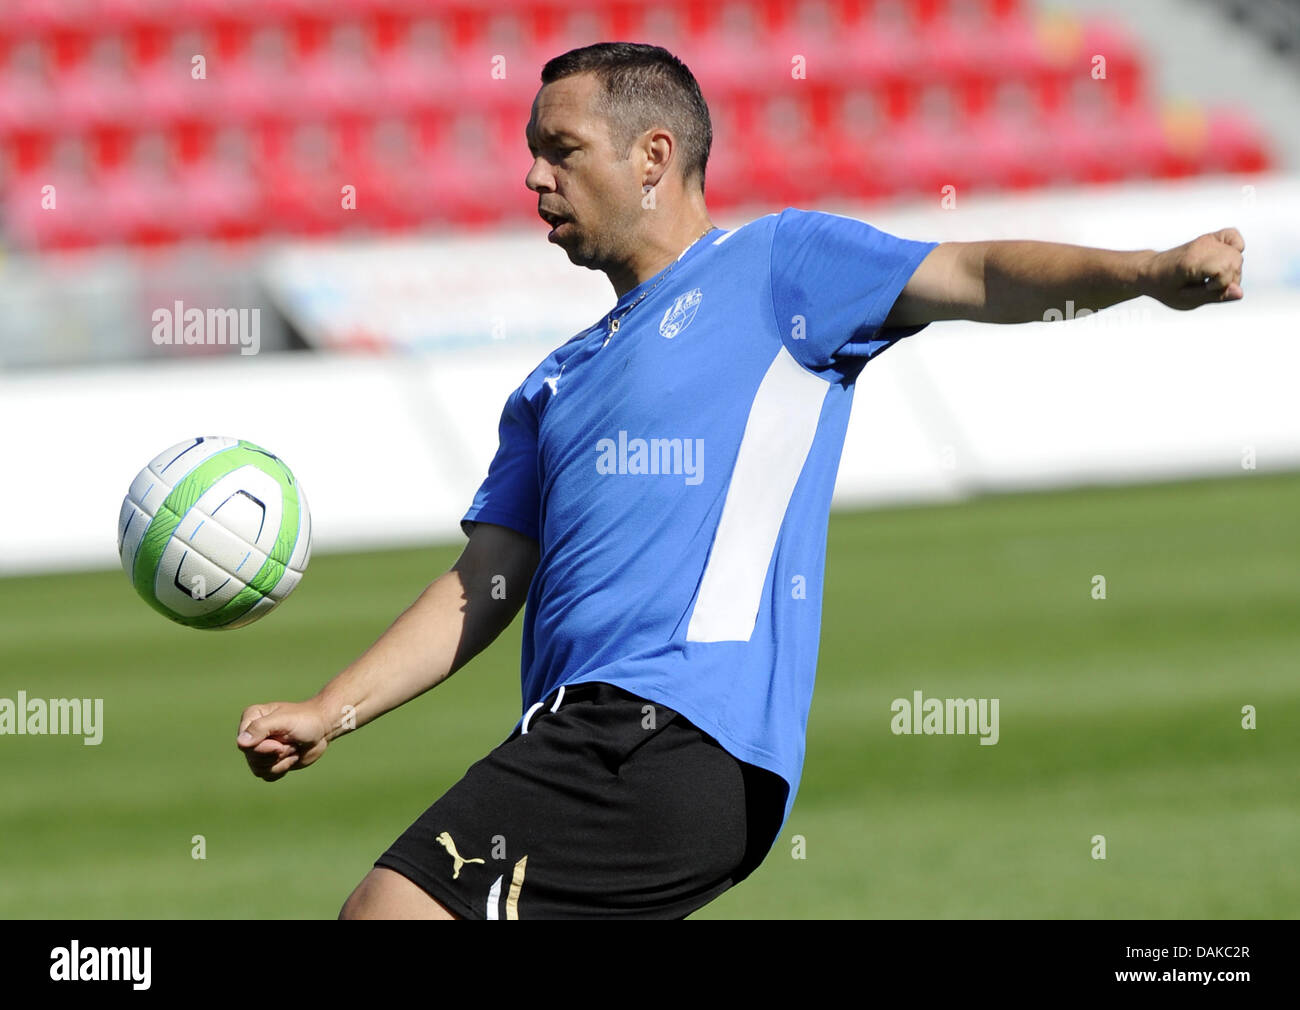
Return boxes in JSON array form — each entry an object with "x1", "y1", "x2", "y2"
[{"x1": 884, "y1": 228, "x2": 1246, "y2": 328}]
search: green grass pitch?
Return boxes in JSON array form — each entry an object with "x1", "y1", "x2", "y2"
[{"x1": 2, "y1": 471, "x2": 1297, "y2": 919}]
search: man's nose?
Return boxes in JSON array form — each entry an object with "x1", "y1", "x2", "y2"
[{"x1": 526, "y1": 157, "x2": 554, "y2": 193}]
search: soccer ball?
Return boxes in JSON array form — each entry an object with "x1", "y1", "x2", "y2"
[{"x1": 117, "y1": 436, "x2": 312, "y2": 630}]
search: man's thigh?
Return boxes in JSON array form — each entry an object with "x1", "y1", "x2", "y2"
[
  {"x1": 339, "y1": 867, "x2": 458, "y2": 920},
  {"x1": 369, "y1": 681, "x2": 783, "y2": 919}
]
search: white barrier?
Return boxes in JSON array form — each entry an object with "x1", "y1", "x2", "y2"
[{"x1": 2, "y1": 289, "x2": 1298, "y2": 576}]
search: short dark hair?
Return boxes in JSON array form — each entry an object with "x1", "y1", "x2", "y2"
[{"x1": 540, "y1": 42, "x2": 712, "y2": 191}]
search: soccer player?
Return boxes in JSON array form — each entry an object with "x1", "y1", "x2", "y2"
[{"x1": 236, "y1": 42, "x2": 1244, "y2": 919}]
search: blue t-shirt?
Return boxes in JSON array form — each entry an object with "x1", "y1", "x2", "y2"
[{"x1": 463, "y1": 207, "x2": 938, "y2": 828}]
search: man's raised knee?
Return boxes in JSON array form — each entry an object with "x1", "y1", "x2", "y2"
[{"x1": 339, "y1": 867, "x2": 458, "y2": 920}]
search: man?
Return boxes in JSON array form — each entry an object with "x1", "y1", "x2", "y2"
[{"x1": 236, "y1": 43, "x2": 1244, "y2": 919}]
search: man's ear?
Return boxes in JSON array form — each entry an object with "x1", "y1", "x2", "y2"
[{"x1": 638, "y1": 128, "x2": 675, "y2": 190}]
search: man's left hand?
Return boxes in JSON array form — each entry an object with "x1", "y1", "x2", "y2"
[{"x1": 1144, "y1": 229, "x2": 1245, "y2": 310}]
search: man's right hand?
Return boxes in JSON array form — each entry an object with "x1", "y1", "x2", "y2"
[{"x1": 236, "y1": 701, "x2": 330, "y2": 782}]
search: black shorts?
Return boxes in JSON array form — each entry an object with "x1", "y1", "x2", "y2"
[{"x1": 374, "y1": 681, "x2": 788, "y2": 919}]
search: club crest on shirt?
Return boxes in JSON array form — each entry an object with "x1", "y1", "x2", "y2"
[{"x1": 659, "y1": 288, "x2": 703, "y2": 339}]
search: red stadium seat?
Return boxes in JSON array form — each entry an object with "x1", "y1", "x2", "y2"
[
  {"x1": 4, "y1": 170, "x2": 107, "y2": 249},
  {"x1": 178, "y1": 161, "x2": 263, "y2": 242},
  {"x1": 0, "y1": 71, "x2": 54, "y2": 174},
  {"x1": 1203, "y1": 111, "x2": 1273, "y2": 175}
]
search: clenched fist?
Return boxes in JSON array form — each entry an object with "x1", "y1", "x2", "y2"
[
  {"x1": 236, "y1": 700, "x2": 331, "y2": 782},
  {"x1": 1144, "y1": 228, "x2": 1245, "y2": 311}
]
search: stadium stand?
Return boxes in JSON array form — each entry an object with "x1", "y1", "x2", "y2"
[{"x1": 0, "y1": 0, "x2": 1276, "y2": 250}]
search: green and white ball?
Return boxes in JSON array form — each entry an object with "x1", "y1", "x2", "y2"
[{"x1": 117, "y1": 436, "x2": 311, "y2": 630}]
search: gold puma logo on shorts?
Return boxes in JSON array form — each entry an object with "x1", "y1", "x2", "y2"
[{"x1": 435, "y1": 831, "x2": 486, "y2": 879}]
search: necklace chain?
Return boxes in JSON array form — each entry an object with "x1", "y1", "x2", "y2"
[{"x1": 603, "y1": 227, "x2": 713, "y2": 346}]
